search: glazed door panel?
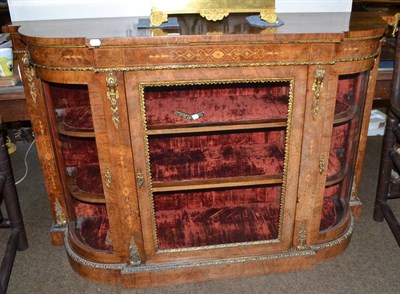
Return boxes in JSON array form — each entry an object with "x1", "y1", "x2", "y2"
[
  {"x1": 125, "y1": 65, "x2": 308, "y2": 262},
  {"x1": 38, "y1": 70, "x2": 133, "y2": 263},
  {"x1": 313, "y1": 59, "x2": 374, "y2": 243}
]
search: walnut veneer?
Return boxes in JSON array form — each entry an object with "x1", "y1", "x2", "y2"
[{"x1": 4, "y1": 12, "x2": 387, "y2": 287}]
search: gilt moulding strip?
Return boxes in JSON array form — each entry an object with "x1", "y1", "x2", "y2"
[
  {"x1": 122, "y1": 249, "x2": 315, "y2": 274},
  {"x1": 310, "y1": 215, "x2": 354, "y2": 251},
  {"x1": 29, "y1": 51, "x2": 379, "y2": 73},
  {"x1": 64, "y1": 229, "x2": 126, "y2": 270},
  {"x1": 64, "y1": 216, "x2": 354, "y2": 272}
]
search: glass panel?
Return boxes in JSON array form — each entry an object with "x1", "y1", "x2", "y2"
[
  {"x1": 143, "y1": 79, "x2": 291, "y2": 248},
  {"x1": 321, "y1": 71, "x2": 369, "y2": 231},
  {"x1": 43, "y1": 82, "x2": 111, "y2": 252},
  {"x1": 154, "y1": 185, "x2": 281, "y2": 250},
  {"x1": 48, "y1": 83, "x2": 94, "y2": 133},
  {"x1": 148, "y1": 129, "x2": 285, "y2": 183},
  {"x1": 320, "y1": 183, "x2": 344, "y2": 231},
  {"x1": 144, "y1": 81, "x2": 290, "y2": 128}
]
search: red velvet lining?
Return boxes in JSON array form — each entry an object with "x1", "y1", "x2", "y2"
[
  {"x1": 63, "y1": 106, "x2": 94, "y2": 131},
  {"x1": 73, "y1": 201, "x2": 112, "y2": 251},
  {"x1": 60, "y1": 136, "x2": 99, "y2": 167},
  {"x1": 320, "y1": 197, "x2": 336, "y2": 231},
  {"x1": 75, "y1": 165, "x2": 103, "y2": 194},
  {"x1": 323, "y1": 120, "x2": 350, "y2": 231},
  {"x1": 335, "y1": 72, "x2": 369, "y2": 117},
  {"x1": 334, "y1": 99, "x2": 350, "y2": 116},
  {"x1": 47, "y1": 83, "x2": 90, "y2": 109},
  {"x1": 60, "y1": 136, "x2": 102, "y2": 195},
  {"x1": 331, "y1": 120, "x2": 350, "y2": 150},
  {"x1": 144, "y1": 82, "x2": 290, "y2": 127},
  {"x1": 154, "y1": 186, "x2": 281, "y2": 249},
  {"x1": 327, "y1": 149, "x2": 341, "y2": 178},
  {"x1": 335, "y1": 77, "x2": 354, "y2": 116},
  {"x1": 149, "y1": 130, "x2": 285, "y2": 182},
  {"x1": 320, "y1": 184, "x2": 341, "y2": 231},
  {"x1": 78, "y1": 216, "x2": 112, "y2": 251},
  {"x1": 327, "y1": 123, "x2": 349, "y2": 178},
  {"x1": 74, "y1": 201, "x2": 106, "y2": 217}
]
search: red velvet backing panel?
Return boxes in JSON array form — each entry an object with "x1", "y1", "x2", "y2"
[
  {"x1": 63, "y1": 106, "x2": 94, "y2": 131},
  {"x1": 327, "y1": 123, "x2": 349, "y2": 178},
  {"x1": 74, "y1": 200, "x2": 106, "y2": 217},
  {"x1": 154, "y1": 186, "x2": 281, "y2": 249},
  {"x1": 75, "y1": 165, "x2": 104, "y2": 194},
  {"x1": 78, "y1": 216, "x2": 112, "y2": 251},
  {"x1": 330, "y1": 122, "x2": 349, "y2": 150},
  {"x1": 60, "y1": 136, "x2": 99, "y2": 167},
  {"x1": 335, "y1": 76, "x2": 355, "y2": 116},
  {"x1": 144, "y1": 82, "x2": 290, "y2": 127},
  {"x1": 320, "y1": 184, "x2": 341, "y2": 231},
  {"x1": 73, "y1": 201, "x2": 112, "y2": 251},
  {"x1": 335, "y1": 73, "x2": 369, "y2": 117},
  {"x1": 324, "y1": 183, "x2": 340, "y2": 198},
  {"x1": 320, "y1": 197, "x2": 336, "y2": 231},
  {"x1": 149, "y1": 130, "x2": 285, "y2": 182},
  {"x1": 334, "y1": 99, "x2": 350, "y2": 116},
  {"x1": 327, "y1": 149, "x2": 341, "y2": 178},
  {"x1": 47, "y1": 82, "x2": 90, "y2": 109}
]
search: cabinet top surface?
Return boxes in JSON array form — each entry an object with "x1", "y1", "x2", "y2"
[{"x1": 12, "y1": 12, "x2": 387, "y2": 45}]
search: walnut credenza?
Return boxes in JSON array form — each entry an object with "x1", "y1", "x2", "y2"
[{"x1": 4, "y1": 13, "x2": 386, "y2": 288}]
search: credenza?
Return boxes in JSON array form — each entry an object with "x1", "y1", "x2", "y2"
[{"x1": 3, "y1": 12, "x2": 387, "y2": 287}]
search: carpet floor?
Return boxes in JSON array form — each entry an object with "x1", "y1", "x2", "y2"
[{"x1": 0, "y1": 136, "x2": 399, "y2": 293}]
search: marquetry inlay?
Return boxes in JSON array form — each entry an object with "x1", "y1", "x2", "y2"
[{"x1": 166, "y1": 48, "x2": 281, "y2": 63}]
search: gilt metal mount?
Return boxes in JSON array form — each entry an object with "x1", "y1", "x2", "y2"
[{"x1": 150, "y1": 0, "x2": 277, "y2": 27}]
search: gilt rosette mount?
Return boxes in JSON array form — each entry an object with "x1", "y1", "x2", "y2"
[{"x1": 150, "y1": 0, "x2": 277, "y2": 27}]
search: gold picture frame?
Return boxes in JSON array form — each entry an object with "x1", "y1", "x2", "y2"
[{"x1": 150, "y1": 0, "x2": 277, "y2": 27}]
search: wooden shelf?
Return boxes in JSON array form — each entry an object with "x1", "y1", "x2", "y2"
[
  {"x1": 69, "y1": 186, "x2": 105, "y2": 204},
  {"x1": 55, "y1": 106, "x2": 95, "y2": 137},
  {"x1": 333, "y1": 105, "x2": 358, "y2": 125},
  {"x1": 57, "y1": 122, "x2": 95, "y2": 138},
  {"x1": 66, "y1": 166, "x2": 105, "y2": 203},
  {"x1": 152, "y1": 175, "x2": 283, "y2": 192},
  {"x1": 147, "y1": 120, "x2": 287, "y2": 135},
  {"x1": 326, "y1": 164, "x2": 348, "y2": 187}
]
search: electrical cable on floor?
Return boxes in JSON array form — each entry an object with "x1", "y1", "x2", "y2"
[{"x1": 15, "y1": 139, "x2": 36, "y2": 185}]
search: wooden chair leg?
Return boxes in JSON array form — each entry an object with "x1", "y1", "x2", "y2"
[
  {"x1": 0, "y1": 136, "x2": 28, "y2": 293},
  {"x1": 0, "y1": 136, "x2": 28, "y2": 250},
  {"x1": 380, "y1": 201, "x2": 400, "y2": 246},
  {"x1": 374, "y1": 113, "x2": 398, "y2": 221},
  {"x1": 373, "y1": 14, "x2": 400, "y2": 247}
]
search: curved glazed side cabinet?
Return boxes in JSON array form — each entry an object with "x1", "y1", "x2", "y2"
[{"x1": 4, "y1": 13, "x2": 386, "y2": 287}]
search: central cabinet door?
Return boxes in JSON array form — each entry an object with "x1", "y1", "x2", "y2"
[{"x1": 125, "y1": 66, "x2": 308, "y2": 263}]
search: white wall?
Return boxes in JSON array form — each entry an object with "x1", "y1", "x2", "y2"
[
  {"x1": 276, "y1": 1, "x2": 352, "y2": 13},
  {"x1": 7, "y1": 0, "x2": 353, "y2": 21}
]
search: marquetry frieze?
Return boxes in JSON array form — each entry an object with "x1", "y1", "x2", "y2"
[
  {"x1": 335, "y1": 38, "x2": 380, "y2": 61},
  {"x1": 93, "y1": 43, "x2": 312, "y2": 68},
  {"x1": 28, "y1": 45, "x2": 94, "y2": 68}
]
